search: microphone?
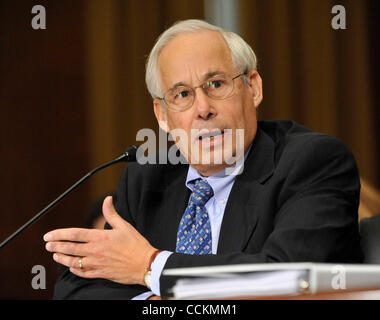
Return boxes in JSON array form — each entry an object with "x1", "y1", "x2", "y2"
[{"x1": 0, "y1": 145, "x2": 138, "y2": 250}]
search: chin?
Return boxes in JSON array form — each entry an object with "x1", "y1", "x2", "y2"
[{"x1": 190, "y1": 162, "x2": 229, "y2": 177}]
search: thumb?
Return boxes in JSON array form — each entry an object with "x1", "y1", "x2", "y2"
[{"x1": 102, "y1": 196, "x2": 123, "y2": 229}]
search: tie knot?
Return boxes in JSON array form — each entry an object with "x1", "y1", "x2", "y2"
[{"x1": 190, "y1": 179, "x2": 214, "y2": 207}]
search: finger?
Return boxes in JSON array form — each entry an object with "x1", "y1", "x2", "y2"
[
  {"x1": 45, "y1": 241, "x2": 89, "y2": 257},
  {"x1": 43, "y1": 228, "x2": 93, "y2": 242},
  {"x1": 69, "y1": 266, "x2": 100, "y2": 279},
  {"x1": 53, "y1": 253, "x2": 92, "y2": 270},
  {"x1": 102, "y1": 196, "x2": 125, "y2": 229}
]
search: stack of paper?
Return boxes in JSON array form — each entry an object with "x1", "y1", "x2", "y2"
[
  {"x1": 172, "y1": 270, "x2": 308, "y2": 299},
  {"x1": 163, "y1": 263, "x2": 380, "y2": 299}
]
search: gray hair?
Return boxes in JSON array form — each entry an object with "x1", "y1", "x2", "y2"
[{"x1": 145, "y1": 19, "x2": 257, "y2": 99}]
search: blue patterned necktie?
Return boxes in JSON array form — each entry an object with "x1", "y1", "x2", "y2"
[{"x1": 176, "y1": 179, "x2": 214, "y2": 255}]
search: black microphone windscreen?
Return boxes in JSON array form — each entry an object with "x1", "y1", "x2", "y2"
[{"x1": 123, "y1": 145, "x2": 138, "y2": 162}]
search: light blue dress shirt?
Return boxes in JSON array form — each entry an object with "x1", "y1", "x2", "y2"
[{"x1": 132, "y1": 150, "x2": 249, "y2": 299}]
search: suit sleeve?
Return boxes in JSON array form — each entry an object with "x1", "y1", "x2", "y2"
[
  {"x1": 53, "y1": 164, "x2": 149, "y2": 300},
  {"x1": 159, "y1": 135, "x2": 363, "y2": 297}
]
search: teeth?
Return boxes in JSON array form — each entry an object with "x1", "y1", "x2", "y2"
[
  {"x1": 198, "y1": 130, "x2": 224, "y2": 141},
  {"x1": 201, "y1": 136, "x2": 214, "y2": 142}
]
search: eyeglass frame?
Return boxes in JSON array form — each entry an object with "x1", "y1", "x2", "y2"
[{"x1": 156, "y1": 71, "x2": 248, "y2": 112}]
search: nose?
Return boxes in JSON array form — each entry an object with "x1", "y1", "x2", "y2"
[{"x1": 193, "y1": 87, "x2": 216, "y2": 121}]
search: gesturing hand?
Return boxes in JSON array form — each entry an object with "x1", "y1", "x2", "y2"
[{"x1": 44, "y1": 196, "x2": 157, "y2": 286}]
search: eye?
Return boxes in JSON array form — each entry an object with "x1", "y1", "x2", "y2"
[
  {"x1": 206, "y1": 79, "x2": 225, "y2": 90},
  {"x1": 176, "y1": 90, "x2": 190, "y2": 99},
  {"x1": 168, "y1": 87, "x2": 192, "y2": 103}
]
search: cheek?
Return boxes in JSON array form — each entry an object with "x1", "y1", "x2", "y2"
[
  {"x1": 231, "y1": 93, "x2": 256, "y2": 124},
  {"x1": 166, "y1": 113, "x2": 193, "y2": 146},
  {"x1": 221, "y1": 97, "x2": 246, "y2": 127},
  {"x1": 166, "y1": 110, "x2": 192, "y2": 130}
]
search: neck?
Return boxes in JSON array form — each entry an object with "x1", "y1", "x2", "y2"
[{"x1": 195, "y1": 163, "x2": 230, "y2": 177}]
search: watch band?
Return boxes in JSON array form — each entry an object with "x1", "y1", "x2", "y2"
[
  {"x1": 147, "y1": 249, "x2": 163, "y2": 272},
  {"x1": 143, "y1": 249, "x2": 163, "y2": 288}
]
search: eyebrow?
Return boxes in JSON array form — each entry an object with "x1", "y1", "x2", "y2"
[
  {"x1": 169, "y1": 70, "x2": 227, "y2": 91},
  {"x1": 204, "y1": 70, "x2": 225, "y2": 79}
]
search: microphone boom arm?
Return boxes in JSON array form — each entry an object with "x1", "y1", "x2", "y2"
[{"x1": 0, "y1": 145, "x2": 137, "y2": 250}]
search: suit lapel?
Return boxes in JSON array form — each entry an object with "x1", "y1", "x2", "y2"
[
  {"x1": 162, "y1": 164, "x2": 191, "y2": 251},
  {"x1": 217, "y1": 128, "x2": 275, "y2": 253}
]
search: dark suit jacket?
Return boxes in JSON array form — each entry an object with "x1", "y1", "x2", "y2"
[{"x1": 53, "y1": 120, "x2": 363, "y2": 299}]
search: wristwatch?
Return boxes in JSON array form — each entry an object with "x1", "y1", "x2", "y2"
[
  {"x1": 144, "y1": 270, "x2": 152, "y2": 289},
  {"x1": 143, "y1": 249, "x2": 163, "y2": 289}
]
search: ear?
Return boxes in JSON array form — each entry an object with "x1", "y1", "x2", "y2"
[
  {"x1": 246, "y1": 70, "x2": 263, "y2": 108},
  {"x1": 153, "y1": 99, "x2": 169, "y2": 132}
]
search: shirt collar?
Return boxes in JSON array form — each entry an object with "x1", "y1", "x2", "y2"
[{"x1": 185, "y1": 143, "x2": 252, "y2": 202}]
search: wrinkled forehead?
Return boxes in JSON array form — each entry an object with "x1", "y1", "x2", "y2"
[{"x1": 157, "y1": 30, "x2": 235, "y2": 90}]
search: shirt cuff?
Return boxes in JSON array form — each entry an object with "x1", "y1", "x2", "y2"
[
  {"x1": 131, "y1": 291, "x2": 154, "y2": 300},
  {"x1": 150, "y1": 250, "x2": 173, "y2": 296}
]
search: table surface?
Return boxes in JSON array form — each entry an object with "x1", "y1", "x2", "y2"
[{"x1": 236, "y1": 287, "x2": 380, "y2": 300}]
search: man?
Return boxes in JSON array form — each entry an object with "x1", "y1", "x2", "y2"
[{"x1": 46, "y1": 19, "x2": 363, "y2": 299}]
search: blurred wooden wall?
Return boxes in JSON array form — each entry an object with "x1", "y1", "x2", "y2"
[
  {"x1": 0, "y1": 0, "x2": 88, "y2": 298},
  {"x1": 0, "y1": 0, "x2": 379, "y2": 299}
]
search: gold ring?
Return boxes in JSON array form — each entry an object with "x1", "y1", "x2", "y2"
[{"x1": 78, "y1": 258, "x2": 83, "y2": 269}]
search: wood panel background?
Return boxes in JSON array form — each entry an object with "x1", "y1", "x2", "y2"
[{"x1": 0, "y1": 0, "x2": 378, "y2": 299}]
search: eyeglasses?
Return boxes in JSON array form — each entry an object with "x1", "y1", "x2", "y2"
[{"x1": 157, "y1": 72, "x2": 247, "y2": 112}]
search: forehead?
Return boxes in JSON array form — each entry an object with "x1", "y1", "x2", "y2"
[{"x1": 158, "y1": 30, "x2": 235, "y2": 89}]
